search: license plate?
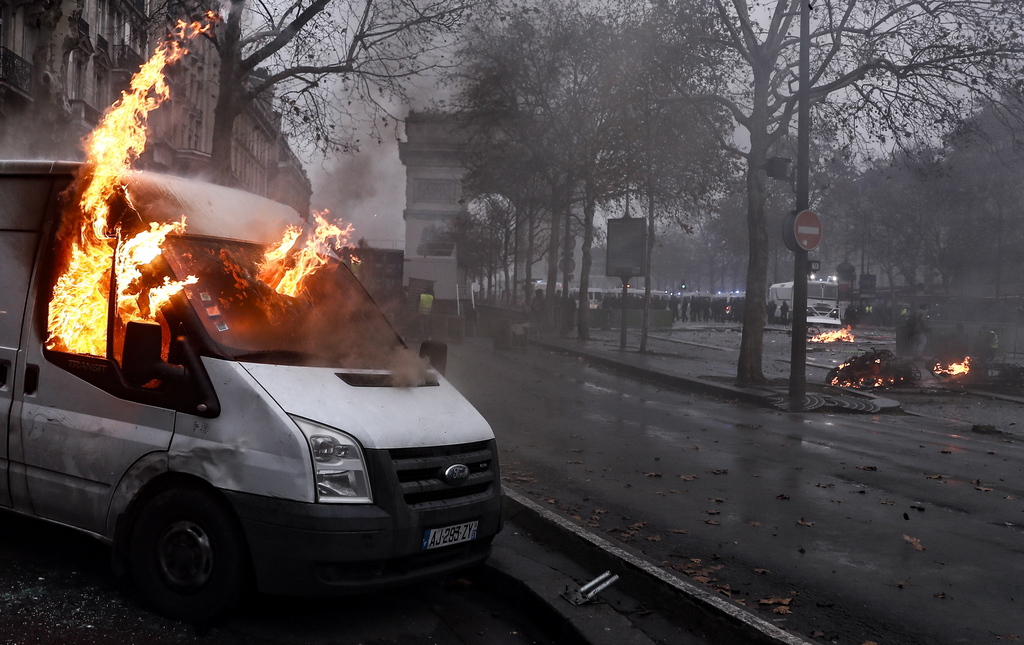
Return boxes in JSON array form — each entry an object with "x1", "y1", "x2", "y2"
[{"x1": 422, "y1": 521, "x2": 478, "y2": 550}]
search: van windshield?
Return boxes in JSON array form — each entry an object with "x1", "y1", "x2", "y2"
[{"x1": 162, "y1": 236, "x2": 404, "y2": 368}]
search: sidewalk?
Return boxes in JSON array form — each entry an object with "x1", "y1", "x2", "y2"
[{"x1": 530, "y1": 324, "x2": 903, "y2": 413}]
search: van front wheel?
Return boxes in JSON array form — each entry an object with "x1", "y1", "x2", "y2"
[{"x1": 129, "y1": 488, "x2": 250, "y2": 622}]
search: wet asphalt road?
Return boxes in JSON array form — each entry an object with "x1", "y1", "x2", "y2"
[
  {"x1": 0, "y1": 509, "x2": 556, "y2": 645},
  {"x1": 446, "y1": 337, "x2": 1024, "y2": 645}
]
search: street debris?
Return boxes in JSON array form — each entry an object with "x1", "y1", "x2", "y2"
[{"x1": 903, "y1": 535, "x2": 926, "y2": 551}]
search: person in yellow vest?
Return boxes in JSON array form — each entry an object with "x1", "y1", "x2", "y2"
[{"x1": 418, "y1": 286, "x2": 434, "y2": 338}]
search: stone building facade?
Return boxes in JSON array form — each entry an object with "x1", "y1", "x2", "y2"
[{"x1": 0, "y1": 0, "x2": 310, "y2": 213}]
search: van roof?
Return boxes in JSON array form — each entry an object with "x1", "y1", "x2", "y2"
[{"x1": 0, "y1": 160, "x2": 305, "y2": 245}]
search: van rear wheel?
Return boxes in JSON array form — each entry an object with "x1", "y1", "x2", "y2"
[{"x1": 129, "y1": 488, "x2": 250, "y2": 623}]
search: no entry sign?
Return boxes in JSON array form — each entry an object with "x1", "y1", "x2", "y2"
[{"x1": 784, "y1": 209, "x2": 822, "y2": 252}]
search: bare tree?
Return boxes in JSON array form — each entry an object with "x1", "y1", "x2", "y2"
[
  {"x1": 167, "y1": 0, "x2": 475, "y2": 185},
  {"x1": 655, "y1": 0, "x2": 1024, "y2": 383}
]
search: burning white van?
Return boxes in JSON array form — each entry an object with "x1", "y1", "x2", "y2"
[{"x1": 0, "y1": 161, "x2": 503, "y2": 621}]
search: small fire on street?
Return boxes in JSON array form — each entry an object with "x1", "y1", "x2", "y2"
[
  {"x1": 932, "y1": 356, "x2": 971, "y2": 378},
  {"x1": 810, "y1": 326, "x2": 855, "y2": 343}
]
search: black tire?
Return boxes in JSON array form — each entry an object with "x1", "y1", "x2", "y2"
[{"x1": 129, "y1": 487, "x2": 251, "y2": 623}]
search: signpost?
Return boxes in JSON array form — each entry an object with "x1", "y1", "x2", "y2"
[{"x1": 606, "y1": 218, "x2": 647, "y2": 350}]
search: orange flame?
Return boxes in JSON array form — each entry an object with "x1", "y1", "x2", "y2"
[
  {"x1": 933, "y1": 356, "x2": 971, "y2": 377},
  {"x1": 810, "y1": 326, "x2": 855, "y2": 343},
  {"x1": 261, "y1": 210, "x2": 353, "y2": 297},
  {"x1": 46, "y1": 17, "x2": 215, "y2": 356}
]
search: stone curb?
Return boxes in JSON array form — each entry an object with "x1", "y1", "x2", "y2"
[{"x1": 498, "y1": 486, "x2": 815, "y2": 645}]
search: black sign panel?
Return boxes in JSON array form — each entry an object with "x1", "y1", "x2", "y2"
[{"x1": 606, "y1": 218, "x2": 647, "y2": 278}]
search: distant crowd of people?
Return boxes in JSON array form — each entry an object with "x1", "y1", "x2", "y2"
[{"x1": 599, "y1": 294, "x2": 747, "y2": 323}]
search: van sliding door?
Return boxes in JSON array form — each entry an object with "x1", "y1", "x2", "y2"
[{"x1": 0, "y1": 177, "x2": 52, "y2": 509}]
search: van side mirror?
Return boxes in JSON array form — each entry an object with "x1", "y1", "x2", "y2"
[
  {"x1": 419, "y1": 340, "x2": 447, "y2": 376},
  {"x1": 122, "y1": 321, "x2": 186, "y2": 386}
]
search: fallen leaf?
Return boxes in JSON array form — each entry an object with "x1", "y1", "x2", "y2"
[
  {"x1": 903, "y1": 534, "x2": 926, "y2": 551},
  {"x1": 940, "y1": 449, "x2": 952, "y2": 454},
  {"x1": 758, "y1": 596, "x2": 792, "y2": 606},
  {"x1": 712, "y1": 469, "x2": 729, "y2": 475},
  {"x1": 926, "y1": 474, "x2": 944, "y2": 479},
  {"x1": 705, "y1": 519, "x2": 720, "y2": 526},
  {"x1": 934, "y1": 592, "x2": 946, "y2": 599},
  {"x1": 776, "y1": 494, "x2": 791, "y2": 500},
  {"x1": 746, "y1": 521, "x2": 762, "y2": 527},
  {"x1": 755, "y1": 568, "x2": 771, "y2": 575},
  {"x1": 857, "y1": 465, "x2": 878, "y2": 471},
  {"x1": 668, "y1": 528, "x2": 690, "y2": 535},
  {"x1": 629, "y1": 522, "x2": 646, "y2": 530},
  {"x1": 976, "y1": 486, "x2": 994, "y2": 492},
  {"x1": 706, "y1": 509, "x2": 721, "y2": 515},
  {"x1": 993, "y1": 634, "x2": 1020, "y2": 641},
  {"x1": 1006, "y1": 496, "x2": 1019, "y2": 501},
  {"x1": 646, "y1": 534, "x2": 662, "y2": 542},
  {"x1": 566, "y1": 460, "x2": 583, "y2": 464},
  {"x1": 645, "y1": 472, "x2": 662, "y2": 478},
  {"x1": 678, "y1": 474, "x2": 699, "y2": 481},
  {"x1": 816, "y1": 483, "x2": 835, "y2": 488},
  {"x1": 880, "y1": 500, "x2": 896, "y2": 505},
  {"x1": 797, "y1": 517, "x2": 814, "y2": 526},
  {"x1": 709, "y1": 497, "x2": 726, "y2": 503},
  {"x1": 594, "y1": 509, "x2": 608, "y2": 514},
  {"x1": 773, "y1": 606, "x2": 792, "y2": 615}
]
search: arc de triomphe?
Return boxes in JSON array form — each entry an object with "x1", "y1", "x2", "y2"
[{"x1": 398, "y1": 110, "x2": 468, "y2": 304}]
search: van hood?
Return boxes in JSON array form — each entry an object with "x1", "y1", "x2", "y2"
[{"x1": 238, "y1": 362, "x2": 495, "y2": 450}]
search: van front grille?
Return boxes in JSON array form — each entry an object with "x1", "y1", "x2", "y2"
[{"x1": 389, "y1": 441, "x2": 496, "y2": 510}]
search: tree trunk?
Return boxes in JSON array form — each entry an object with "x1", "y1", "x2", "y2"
[
  {"x1": 737, "y1": 69, "x2": 771, "y2": 385},
  {"x1": 545, "y1": 186, "x2": 562, "y2": 330},
  {"x1": 524, "y1": 212, "x2": 536, "y2": 307},
  {"x1": 209, "y1": 0, "x2": 247, "y2": 186},
  {"x1": 640, "y1": 187, "x2": 655, "y2": 353},
  {"x1": 577, "y1": 190, "x2": 596, "y2": 340}
]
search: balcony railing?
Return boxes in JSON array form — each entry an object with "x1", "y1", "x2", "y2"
[
  {"x1": 0, "y1": 47, "x2": 33, "y2": 94},
  {"x1": 113, "y1": 45, "x2": 143, "y2": 71}
]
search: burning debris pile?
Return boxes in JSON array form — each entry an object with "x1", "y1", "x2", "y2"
[
  {"x1": 810, "y1": 326, "x2": 855, "y2": 343},
  {"x1": 827, "y1": 349, "x2": 920, "y2": 389}
]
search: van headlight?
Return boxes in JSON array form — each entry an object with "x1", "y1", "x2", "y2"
[{"x1": 292, "y1": 416, "x2": 372, "y2": 503}]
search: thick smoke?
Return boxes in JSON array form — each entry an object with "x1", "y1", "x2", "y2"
[{"x1": 310, "y1": 138, "x2": 407, "y2": 246}]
